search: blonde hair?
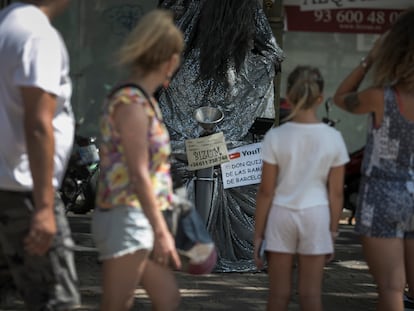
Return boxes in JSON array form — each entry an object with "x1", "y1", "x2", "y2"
[
  {"x1": 117, "y1": 9, "x2": 184, "y2": 74},
  {"x1": 284, "y1": 66, "x2": 324, "y2": 121},
  {"x1": 373, "y1": 8, "x2": 414, "y2": 89}
]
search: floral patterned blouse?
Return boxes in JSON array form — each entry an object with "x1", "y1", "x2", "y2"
[{"x1": 96, "y1": 86, "x2": 173, "y2": 210}]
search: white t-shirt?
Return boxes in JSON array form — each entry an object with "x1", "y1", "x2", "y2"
[
  {"x1": 262, "y1": 122, "x2": 349, "y2": 210},
  {"x1": 0, "y1": 3, "x2": 74, "y2": 191}
]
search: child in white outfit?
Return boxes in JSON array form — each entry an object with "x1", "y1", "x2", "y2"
[{"x1": 254, "y1": 66, "x2": 349, "y2": 311}]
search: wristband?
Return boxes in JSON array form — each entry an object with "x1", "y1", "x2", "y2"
[{"x1": 359, "y1": 57, "x2": 370, "y2": 71}]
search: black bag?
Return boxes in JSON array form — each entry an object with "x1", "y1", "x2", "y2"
[{"x1": 164, "y1": 187, "x2": 217, "y2": 274}]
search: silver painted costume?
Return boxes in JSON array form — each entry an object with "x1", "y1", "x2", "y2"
[{"x1": 158, "y1": 0, "x2": 284, "y2": 272}]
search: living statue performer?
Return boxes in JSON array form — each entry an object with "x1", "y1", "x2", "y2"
[{"x1": 158, "y1": 0, "x2": 284, "y2": 272}]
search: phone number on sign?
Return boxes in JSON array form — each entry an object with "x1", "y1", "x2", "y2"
[{"x1": 314, "y1": 9, "x2": 402, "y2": 25}]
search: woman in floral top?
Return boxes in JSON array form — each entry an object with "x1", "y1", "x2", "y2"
[{"x1": 91, "y1": 10, "x2": 184, "y2": 311}]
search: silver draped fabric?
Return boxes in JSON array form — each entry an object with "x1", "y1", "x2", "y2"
[{"x1": 158, "y1": 0, "x2": 284, "y2": 272}]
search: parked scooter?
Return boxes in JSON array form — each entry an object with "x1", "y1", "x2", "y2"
[{"x1": 60, "y1": 121, "x2": 100, "y2": 214}]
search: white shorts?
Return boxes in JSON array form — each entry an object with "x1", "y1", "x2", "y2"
[{"x1": 265, "y1": 204, "x2": 333, "y2": 255}]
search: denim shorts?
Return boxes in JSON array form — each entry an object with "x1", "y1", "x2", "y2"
[
  {"x1": 91, "y1": 206, "x2": 154, "y2": 260},
  {"x1": 0, "y1": 190, "x2": 80, "y2": 311}
]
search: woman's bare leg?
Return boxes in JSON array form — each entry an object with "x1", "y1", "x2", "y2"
[
  {"x1": 405, "y1": 238, "x2": 414, "y2": 298},
  {"x1": 362, "y1": 236, "x2": 405, "y2": 311},
  {"x1": 140, "y1": 260, "x2": 181, "y2": 311},
  {"x1": 266, "y1": 252, "x2": 294, "y2": 311},
  {"x1": 100, "y1": 250, "x2": 148, "y2": 311},
  {"x1": 297, "y1": 254, "x2": 326, "y2": 311}
]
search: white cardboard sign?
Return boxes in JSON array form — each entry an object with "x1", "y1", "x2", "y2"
[
  {"x1": 185, "y1": 132, "x2": 229, "y2": 171},
  {"x1": 220, "y1": 143, "x2": 263, "y2": 189}
]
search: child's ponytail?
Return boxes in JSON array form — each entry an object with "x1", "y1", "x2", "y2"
[{"x1": 283, "y1": 66, "x2": 324, "y2": 121}]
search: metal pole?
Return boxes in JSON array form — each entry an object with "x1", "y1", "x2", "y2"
[
  {"x1": 263, "y1": 0, "x2": 284, "y2": 126},
  {"x1": 195, "y1": 167, "x2": 215, "y2": 225}
]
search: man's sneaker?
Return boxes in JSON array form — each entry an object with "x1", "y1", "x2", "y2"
[{"x1": 404, "y1": 292, "x2": 414, "y2": 310}]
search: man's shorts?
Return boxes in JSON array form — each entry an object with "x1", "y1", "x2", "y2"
[
  {"x1": 0, "y1": 190, "x2": 80, "y2": 311},
  {"x1": 91, "y1": 205, "x2": 154, "y2": 261},
  {"x1": 265, "y1": 204, "x2": 333, "y2": 255}
]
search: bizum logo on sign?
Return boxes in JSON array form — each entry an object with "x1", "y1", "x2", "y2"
[
  {"x1": 185, "y1": 132, "x2": 229, "y2": 171},
  {"x1": 221, "y1": 143, "x2": 263, "y2": 190}
]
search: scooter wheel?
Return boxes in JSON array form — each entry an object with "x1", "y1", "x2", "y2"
[{"x1": 70, "y1": 170, "x2": 98, "y2": 214}]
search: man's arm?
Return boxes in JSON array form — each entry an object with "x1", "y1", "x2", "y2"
[{"x1": 21, "y1": 86, "x2": 57, "y2": 256}]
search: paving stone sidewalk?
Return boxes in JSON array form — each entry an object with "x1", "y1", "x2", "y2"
[
  {"x1": 74, "y1": 221, "x2": 378, "y2": 311},
  {"x1": 1, "y1": 215, "x2": 378, "y2": 311}
]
